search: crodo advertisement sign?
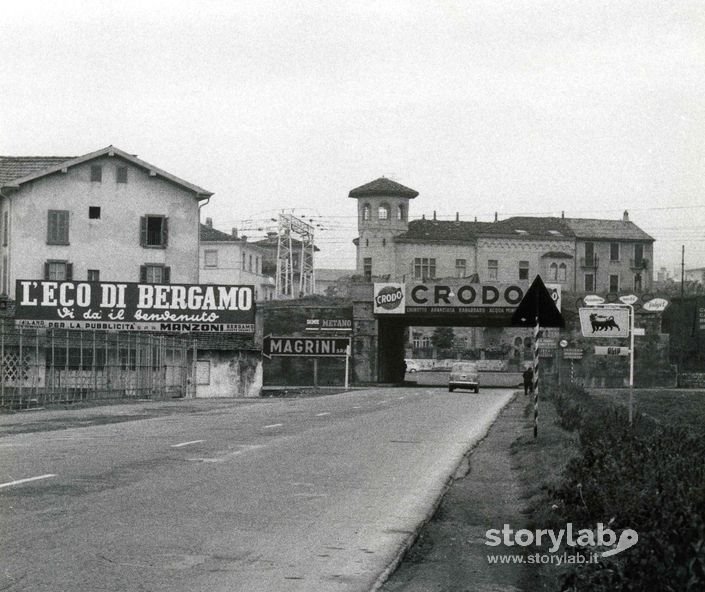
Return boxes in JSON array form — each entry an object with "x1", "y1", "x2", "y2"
[
  {"x1": 374, "y1": 281, "x2": 529, "y2": 323},
  {"x1": 14, "y1": 280, "x2": 255, "y2": 333}
]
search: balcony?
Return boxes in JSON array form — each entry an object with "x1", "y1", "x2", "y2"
[
  {"x1": 630, "y1": 258, "x2": 649, "y2": 270},
  {"x1": 580, "y1": 256, "x2": 599, "y2": 268}
]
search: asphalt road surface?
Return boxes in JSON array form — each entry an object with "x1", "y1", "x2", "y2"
[{"x1": 0, "y1": 387, "x2": 513, "y2": 592}]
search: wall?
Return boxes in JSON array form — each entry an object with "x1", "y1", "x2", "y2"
[
  {"x1": 394, "y1": 242, "x2": 476, "y2": 281},
  {"x1": 7, "y1": 156, "x2": 201, "y2": 295},
  {"x1": 195, "y1": 350, "x2": 261, "y2": 398},
  {"x1": 200, "y1": 240, "x2": 275, "y2": 301},
  {"x1": 575, "y1": 239, "x2": 653, "y2": 293}
]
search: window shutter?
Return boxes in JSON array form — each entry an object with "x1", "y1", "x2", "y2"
[
  {"x1": 44, "y1": 262, "x2": 50, "y2": 280},
  {"x1": 140, "y1": 217, "x2": 147, "y2": 246},
  {"x1": 140, "y1": 265, "x2": 147, "y2": 283},
  {"x1": 161, "y1": 217, "x2": 169, "y2": 247},
  {"x1": 66, "y1": 263, "x2": 73, "y2": 281},
  {"x1": 47, "y1": 211, "x2": 54, "y2": 243},
  {"x1": 61, "y1": 211, "x2": 69, "y2": 244},
  {"x1": 163, "y1": 266, "x2": 171, "y2": 284}
]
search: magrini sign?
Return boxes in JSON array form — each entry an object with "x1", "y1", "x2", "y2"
[
  {"x1": 262, "y1": 335, "x2": 350, "y2": 359},
  {"x1": 14, "y1": 280, "x2": 255, "y2": 333}
]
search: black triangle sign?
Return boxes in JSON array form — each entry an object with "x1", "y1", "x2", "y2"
[{"x1": 511, "y1": 275, "x2": 565, "y2": 327}]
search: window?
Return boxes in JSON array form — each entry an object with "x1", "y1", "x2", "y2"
[
  {"x1": 397, "y1": 204, "x2": 405, "y2": 221},
  {"x1": 249, "y1": 255, "x2": 253, "y2": 272},
  {"x1": 362, "y1": 204, "x2": 371, "y2": 221},
  {"x1": 609, "y1": 274, "x2": 620, "y2": 292},
  {"x1": 87, "y1": 269, "x2": 100, "y2": 282},
  {"x1": 90, "y1": 165, "x2": 102, "y2": 182},
  {"x1": 519, "y1": 261, "x2": 529, "y2": 280},
  {"x1": 558, "y1": 263, "x2": 567, "y2": 282},
  {"x1": 584, "y1": 242, "x2": 595, "y2": 265},
  {"x1": 47, "y1": 210, "x2": 69, "y2": 245},
  {"x1": 610, "y1": 242, "x2": 620, "y2": 261},
  {"x1": 204, "y1": 250, "x2": 218, "y2": 268},
  {"x1": 89, "y1": 206, "x2": 101, "y2": 219},
  {"x1": 414, "y1": 258, "x2": 436, "y2": 280},
  {"x1": 363, "y1": 257, "x2": 372, "y2": 281},
  {"x1": 140, "y1": 264, "x2": 170, "y2": 284},
  {"x1": 1, "y1": 255, "x2": 6, "y2": 294},
  {"x1": 2, "y1": 211, "x2": 7, "y2": 246},
  {"x1": 44, "y1": 260, "x2": 72, "y2": 281},
  {"x1": 549, "y1": 262, "x2": 558, "y2": 281},
  {"x1": 634, "y1": 273, "x2": 643, "y2": 292},
  {"x1": 242, "y1": 252, "x2": 246, "y2": 270},
  {"x1": 382, "y1": 238, "x2": 386, "y2": 247},
  {"x1": 365, "y1": 239, "x2": 369, "y2": 247},
  {"x1": 455, "y1": 259, "x2": 467, "y2": 278},
  {"x1": 116, "y1": 166, "x2": 128, "y2": 183},
  {"x1": 378, "y1": 204, "x2": 390, "y2": 220},
  {"x1": 634, "y1": 244, "x2": 644, "y2": 266},
  {"x1": 584, "y1": 273, "x2": 594, "y2": 292},
  {"x1": 488, "y1": 259, "x2": 498, "y2": 280},
  {"x1": 140, "y1": 215, "x2": 168, "y2": 248}
]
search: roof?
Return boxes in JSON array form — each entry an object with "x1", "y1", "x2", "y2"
[
  {"x1": 564, "y1": 218, "x2": 654, "y2": 241},
  {"x1": 0, "y1": 145, "x2": 213, "y2": 198},
  {"x1": 394, "y1": 216, "x2": 575, "y2": 243},
  {"x1": 0, "y1": 156, "x2": 76, "y2": 185},
  {"x1": 348, "y1": 177, "x2": 419, "y2": 199},
  {"x1": 253, "y1": 235, "x2": 321, "y2": 252},
  {"x1": 200, "y1": 224, "x2": 239, "y2": 242},
  {"x1": 316, "y1": 268, "x2": 355, "y2": 282}
]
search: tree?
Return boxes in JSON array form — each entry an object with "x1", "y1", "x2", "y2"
[{"x1": 431, "y1": 327, "x2": 455, "y2": 352}]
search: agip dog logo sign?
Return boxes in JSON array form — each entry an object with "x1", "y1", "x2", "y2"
[
  {"x1": 578, "y1": 307, "x2": 630, "y2": 338},
  {"x1": 373, "y1": 283, "x2": 405, "y2": 314}
]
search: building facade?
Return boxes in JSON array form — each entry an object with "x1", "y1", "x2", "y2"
[
  {"x1": 200, "y1": 218, "x2": 275, "y2": 301},
  {"x1": 0, "y1": 145, "x2": 212, "y2": 298}
]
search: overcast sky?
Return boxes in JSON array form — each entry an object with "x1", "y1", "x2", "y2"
[{"x1": 2, "y1": 0, "x2": 704, "y2": 273}]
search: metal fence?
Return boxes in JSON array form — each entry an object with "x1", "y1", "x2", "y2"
[{"x1": 0, "y1": 321, "x2": 191, "y2": 409}]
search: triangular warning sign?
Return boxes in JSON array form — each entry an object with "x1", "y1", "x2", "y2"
[{"x1": 511, "y1": 275, "x2": 565, "y2": 327}]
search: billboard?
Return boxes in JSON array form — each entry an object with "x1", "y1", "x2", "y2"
[
  {"x1": 373, "y1": 283, "x2": 406, "y2": 314},
  {"x1": 14, "y1": 280, "x2": 255, "y2": 333}
]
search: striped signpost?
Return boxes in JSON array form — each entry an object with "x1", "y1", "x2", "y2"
[{"x1": 511, "y1": 275, "x2": 564, "y2": 439}]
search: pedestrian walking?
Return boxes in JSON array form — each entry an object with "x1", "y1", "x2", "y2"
[{"x1": 522, "y1": 366, "x2": 533, "y2": 396}]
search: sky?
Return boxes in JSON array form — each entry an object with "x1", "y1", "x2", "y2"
[{"x1": 2, "y1": 0, "x2": 704, "y2": 274}]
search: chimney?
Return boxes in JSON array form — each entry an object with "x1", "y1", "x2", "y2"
[
  {"x1": 231, "y1": 227, "x2": 238, "y2": 238},
  {"x1": 267, "y1": 231, "x2": 277, "y2": 239},
  {"x1": 241, "y1": 235, "x2": 247, "y2": 242},
  {"x1": 561, "y1": 211, "x2": 565, "y2": 219},
  {"x1": 494, "y1": 212, "x2": 498, "y2": 222},
  {"x1": 422, "y1": 214, "x2": 426, "y2": 220},
  {"x1": 433, "y1": 210, "x2": 437, "y2": 221},
  {"x1": 205, "y1": 217, "x2": 213, "y2": 228},
  {"x1": 623, "y1": 210, "x2": 629, "y2": 221},
  {"x1": 455, "y1": 212, "x2": 459, "y2": 222}
]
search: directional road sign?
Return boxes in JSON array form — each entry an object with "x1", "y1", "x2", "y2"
[
  {"x1": 262, "y1": 335, "x2": 351, "y2": 359},
  {"x1": 595, "y1": 346, "x2": 630, "y2": 356}
]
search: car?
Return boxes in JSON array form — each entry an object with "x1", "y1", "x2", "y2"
[
  {"x1": 448, "y1": 362, "x2": 479, "y2": 393},
  {"x1": 404, "y1": 359, "x2": 421, "y2": 373}
]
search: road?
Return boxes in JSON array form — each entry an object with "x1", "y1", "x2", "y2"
[{"x1": 0, "y1": 387, "x2": 514, "y2": 592}]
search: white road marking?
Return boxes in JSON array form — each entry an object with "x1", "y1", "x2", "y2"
[
  {"x1": 0, "y1": 474, "x2": 56, "y2": 490},
  {"x1": 186, "y1": 445, "x2": 263, "y2": 463},
  {"x1": 170, "y1": 440, "x2": 205, "y2": 448},
  {"x1": 397, "y1": 396, "x2": 406, "y2": 400},
  {"x1": 352, "y1": 406, "x2": 361, "y2": 409},
  {"x1": 264, "y1": 423, "x2": 283, "y2": 429},
  {"x1": 315, "y1": 412, "x2": 330, "y2": 417}
]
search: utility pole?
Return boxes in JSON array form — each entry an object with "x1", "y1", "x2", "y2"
[{"x1": 275, "y1": 212, "x2": 316, "y2": 298}]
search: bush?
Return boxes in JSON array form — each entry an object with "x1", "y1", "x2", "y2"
[{"x1": 546, "y1": 386, "x2": 705, "y2": 591}]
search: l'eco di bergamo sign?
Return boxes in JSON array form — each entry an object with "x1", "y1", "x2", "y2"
[
  {"x1": 14, "y1": 280, "x2": 255, "y2": 333},
  {"x1": 374, "y1": 281, "x2": 550, "y2": 322}
]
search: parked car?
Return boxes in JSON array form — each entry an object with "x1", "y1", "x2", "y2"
[
  {"x1": 404, "y1": 359, "x2": 421, "y2": 373},
  {"x1": 448, "y1": 362, "x2": 480, "y2": 393}
]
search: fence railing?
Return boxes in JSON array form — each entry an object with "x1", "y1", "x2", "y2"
[{"x1": 1, "y1": 321, "x2": 191, "y2": 409}]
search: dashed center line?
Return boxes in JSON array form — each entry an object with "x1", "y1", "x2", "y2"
[
  {"x1": 170, "y1": 440, "x2": 205, "y2": 448},
  {"x1": 0, "y1": 474, "x2": 56, "y2": 490},
  {"x1": 315, "y1": 412, "x2": 331, "y2": 417},
  {"x1": 264, "y1": 423, "x2": 284, "y2": 429},
  {"x1": 397, "y1": 396, "x2": 406, "y2": 400}
]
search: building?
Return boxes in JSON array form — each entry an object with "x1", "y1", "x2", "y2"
[
  {"x1": 564, "y1": 212, "x2": 654, "y2": 293},
  {"x1": 348, "y1": 177, "x2": 654, "y2": 294},
  {"x1": 684, "y1": 268, "x2": 705, "y2": 284},
  {"x1": 0, "y1": 145, "x2": 212, "y2": 298},
  {"x1": 200, "y1": 218, "x2": 275, "y2": 301}
]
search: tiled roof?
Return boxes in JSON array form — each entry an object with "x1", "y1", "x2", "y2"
[
  {"x1": 564, "y1": 218, "x2": 654, "y2": 241},
  {"x1": 253, "y1": 235, "x2": 320, "y2": 252},
  {"x1": 1, "y1": 146, "x2": 213, "y2": 198},
  {"x1": 0, "y1": 156, "x2": 76, "y2": 185},
  {"x1": 316, "y1": 268, "x2": 355, "y2": 281},
  {"x1": 348, "y1": 177, "x2": 419, "y2": 198},
  {"x1": 395, "y1": 216, "x2": 575, "y2": 243},
  {"x1": 200, "y1": 224, "x2": 239, "y2": 242}
]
